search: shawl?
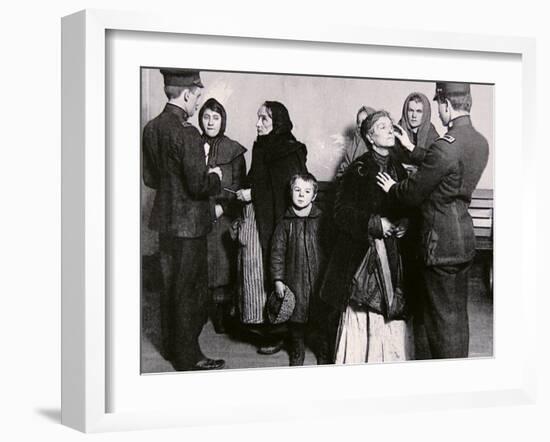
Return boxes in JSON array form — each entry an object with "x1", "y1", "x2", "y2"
[{"x1": 248, "y1": 101, "x2": 307, "y2": 181}]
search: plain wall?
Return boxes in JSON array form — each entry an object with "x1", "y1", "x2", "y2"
[
  {"x1": 141, "y1": 68, "x2": 494, "y2": 254},
  {"x1": 142, "y1": 68, "x2": 494, "y2": 185}
]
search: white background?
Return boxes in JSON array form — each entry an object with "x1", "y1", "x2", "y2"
[{"x1": 0, "y1": 1, "x2": 547, "y2": 441}]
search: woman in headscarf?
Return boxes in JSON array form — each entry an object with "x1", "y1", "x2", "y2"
[
  {"x1": 235, "y1": 101, "x2": 308, "y2": 354},
  {"x1": 320, "y1": 110, "x2": 414, "y2": 364},
  {"x1": 392, "y1": 92, "x2": 440, "y2": 359},
  {"x1": 198, "y1": 98, "x2": 247, "y2": 334},
  {"x1": 392, "y1": 92, "x2": 440, "y2": 170}
]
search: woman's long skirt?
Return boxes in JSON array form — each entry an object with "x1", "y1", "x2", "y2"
[{"x1": 237, "y1": 204, "x2": 267, "y2": 324}]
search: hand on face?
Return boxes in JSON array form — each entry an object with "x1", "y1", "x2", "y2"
[{"x1": 393, "y1": 123, "x2": 415, "y2": 151}]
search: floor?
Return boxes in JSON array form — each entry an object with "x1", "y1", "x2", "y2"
[{"x1": 141, "y1": 254, "x2": 493, "y2": 373}]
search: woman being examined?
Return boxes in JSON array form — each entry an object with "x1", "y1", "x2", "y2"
[
  {"x1": 335, "y1": 105, "x2": 375, "y2": 179},
  {"x1": 198, "y1": 98, "x2": 247, "y2": 334},
  {"x1": 236, "y1": 101, "x2": 308, "y2": 355},
  {"x1": 320, "y1": 110, "x2": 414, "y2": 363}
]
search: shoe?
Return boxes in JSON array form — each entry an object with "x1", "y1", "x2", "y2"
[
  {"x1": 257, "y1": 341, "x2": 284, "y2": 355},
  {"x1": 193, "y1": 358, "x2": 226, "y2": 370}
]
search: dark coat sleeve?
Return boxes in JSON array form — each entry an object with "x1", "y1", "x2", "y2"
[
  {"x1": 216, "y1": 153, "x2": 246, "y2": 216},
  {"x1": 175, "y1": 127, "x2": 221, "y2": 199},
  {"x1": 334, "y1": 165, "x2": 380, "y2": 242},
  {"x1": 270, "y1": 220, "x2": 288, "y2": 283},
  {"x1": 408, "y1": 146, "x2": 427, "y2": 165},
  {"x1": 142, "y1": 123, "x2": 159, "y2": 189},
  {"x1": 390, "y1": 141, "x2": 452, "y2": 207}
]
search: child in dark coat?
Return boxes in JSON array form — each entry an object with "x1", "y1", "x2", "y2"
[{"x1": 270, "y1": 173, "x2": 329, "y2": 365}]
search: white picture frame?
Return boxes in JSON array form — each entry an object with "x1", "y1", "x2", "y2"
[{"x1": 61, "y1": 9, "x2": 537, "y2": 433}]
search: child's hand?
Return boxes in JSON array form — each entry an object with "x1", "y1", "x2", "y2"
[{"x1": 274, "y1": 281, "x2": 286, "y2": 299}]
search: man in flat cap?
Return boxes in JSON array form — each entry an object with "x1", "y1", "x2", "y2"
[
  {"x1": 142, "y1": 68, "x2": 226, "y2": 371},
  {"x1": 377, "y1": 82, "x2": 489, "y2": 359}
]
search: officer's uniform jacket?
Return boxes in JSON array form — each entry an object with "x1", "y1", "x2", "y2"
[
  {"x1": 390, "y1": 115, "x2": 489, "y2": 266},
  {"x1": 142, "y1": 103, "x2": 221, "y2": 238}
]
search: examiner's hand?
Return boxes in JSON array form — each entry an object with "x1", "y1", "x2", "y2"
[
  {"x1": 215, "y1": 204, "x2": 224, "y2": 219},
  {"x1": 376, "y1": 172, "x2": 396, "y2": 193},
  {"x1": 236, "y1": 188, "x2": 252, "y2": 202},
  {"x1": 393, "y1": 124, "x2": 415, "y2": 152}
]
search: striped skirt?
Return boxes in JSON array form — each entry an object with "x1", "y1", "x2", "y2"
[{"x1": 237, "y1": 204, "x2": 267, "y2": 324}]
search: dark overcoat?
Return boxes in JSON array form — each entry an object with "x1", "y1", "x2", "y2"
[
  {"x1": 247, "y1": 134, "x2": 308, "y2": 262},
  {"x1": 142, "y1": 103, "x2": 221, "y2": 238},
  {"x1": 206, "y1": 136, "x2": 247, "y2": 288},
  {"x1": 319, "y1": 151, "x2": 408, "y2": 312},
  {"x1": 390, "y1": 115, "x2": 489, "y2": 266},
  {"x1": 270, "y1": 205, "x2": 326, "y2": 323},
  {"x1": 141, "y1": 103, "x2": 221, "y2": 370}
]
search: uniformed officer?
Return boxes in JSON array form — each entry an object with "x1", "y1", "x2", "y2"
[
  {"x1": 142, "y1": 68, "x2": 226, "y2": 370},
  {"x1": 376, "y1": 82, "x2": 489, "y2": 359}
]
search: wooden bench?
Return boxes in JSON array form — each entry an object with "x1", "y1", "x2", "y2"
[
  {"x1": 469, "y1": 188, "x2": 494, "y2": 293},
  {"x1": 469, "y1": 188, "x2": 493, "y2": 251}
]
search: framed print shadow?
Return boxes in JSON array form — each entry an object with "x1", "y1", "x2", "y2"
[{"x1": 62, "y1": 9, "x2": 536, "y2": 433}]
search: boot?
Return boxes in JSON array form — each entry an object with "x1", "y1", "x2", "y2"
[
  {"x1": 288, "y1": 336, "x2": 305, "y2": 366},
  {"x1": 213, "y1": 303, "x2": 227, "y2": 334},
  {"x1": 315, "y1": 339, "x2": 332, "y2": 365}
]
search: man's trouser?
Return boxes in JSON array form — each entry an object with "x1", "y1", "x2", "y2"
[
  {"x1": 159, "y1": 234, "x2": 208, "y2": 370},
  {"x1": 422, "y1": 262, "x2": 472, "y2": 359}
]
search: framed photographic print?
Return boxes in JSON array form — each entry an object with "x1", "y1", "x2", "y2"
[{"x1": 62, "y1": 9, "x2": 536, "y2": 433}]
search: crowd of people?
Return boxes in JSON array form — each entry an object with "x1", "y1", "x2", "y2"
[{"x1": 142, "y1": 68, "x2": 489, "y2": 371}]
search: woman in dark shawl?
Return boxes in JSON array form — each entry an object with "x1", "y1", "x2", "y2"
[
  {"x1": 235, "y1": 101, "x2": 308, "y2": 354},
  {"x1": 198, "y1": 98, "x2": 247, "y2": 334}
]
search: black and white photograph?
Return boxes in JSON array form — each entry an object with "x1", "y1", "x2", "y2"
[{"x1": 140, "y1": 67, "x2": 494, "y2": 373}]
